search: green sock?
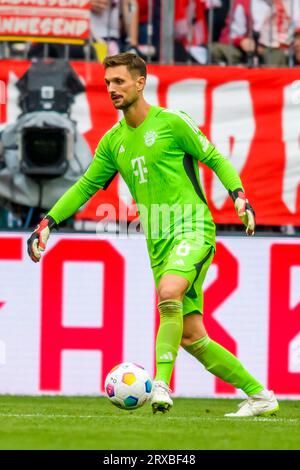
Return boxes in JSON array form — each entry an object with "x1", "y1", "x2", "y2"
[
  {"x1": 184, "y1": 335, "x2": 264, "y2": 395},
  {"x1": 155, "y1": 299, "x2": 183, "y2": 385}
]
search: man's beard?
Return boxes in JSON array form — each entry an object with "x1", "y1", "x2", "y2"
[{"x1": 113, "y1": 96, "x2": 137, "y2": 110}]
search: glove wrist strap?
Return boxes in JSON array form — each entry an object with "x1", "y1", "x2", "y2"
[
  {"x1": 44, "y1": 215, "x2": 58, "y2": 231},
  {"x1": 229, "y1": 188, "x2": 245, "y2": 202}
]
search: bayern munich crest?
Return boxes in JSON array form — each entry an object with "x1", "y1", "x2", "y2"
[{"x1": 144, "y1": 130, "x2": 157, "y2": 147}]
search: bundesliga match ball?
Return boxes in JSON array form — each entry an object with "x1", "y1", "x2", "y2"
[{"x1": 105, "y1": 362, "x2": 152, "y2": 410}]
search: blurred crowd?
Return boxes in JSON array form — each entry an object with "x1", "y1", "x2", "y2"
[
  {"x1": 183, "y1": 0, "x2": 300, "y2": 67},
  {"x1": 2, "y1": 0, "x2": 300, "y2": 66}
]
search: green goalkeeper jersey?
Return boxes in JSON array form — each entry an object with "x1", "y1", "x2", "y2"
[{"x1": 48, "y1": 106, "x2": 243, "y2": 267}]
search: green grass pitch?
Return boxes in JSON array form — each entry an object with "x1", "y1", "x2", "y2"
[{"x1": 0, "y1": 396, "x2": 299, "y2": 450}]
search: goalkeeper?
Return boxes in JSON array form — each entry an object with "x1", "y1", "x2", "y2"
[{"x1": 27, "y1": 52, "x2": 279, "y2": 417}]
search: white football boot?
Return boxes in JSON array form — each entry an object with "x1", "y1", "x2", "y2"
[
  {"x1": 224, "y1": 391, "x2": 279, "y2": 417},
  {"x1": 150, "y1": 380, "x2": 173, "y2": 414}
]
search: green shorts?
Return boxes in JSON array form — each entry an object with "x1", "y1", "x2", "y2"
[{"x1": 152, "y1": 239, "x2": 215, "y2": 316}]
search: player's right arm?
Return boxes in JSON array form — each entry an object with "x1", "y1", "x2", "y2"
[{"x1": 27, "y1": 135, "x2": 117, "y2": 262}]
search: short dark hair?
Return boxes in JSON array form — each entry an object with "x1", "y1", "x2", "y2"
[{"x1": 103, "y1": 52, "x2": 147, "y2": 79}]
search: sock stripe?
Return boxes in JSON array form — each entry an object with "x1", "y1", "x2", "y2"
[
  {"x1": 158, "y1": 300, "x2": 183, "y2": 316},
  {"x1": 184, "y1": 335, "x2": 211, "y2": 355}
]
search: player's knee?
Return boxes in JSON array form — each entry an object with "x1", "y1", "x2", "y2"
[
  {"x1": 181, "y1": 333, "x2": 196, "y2": 348},
  {"x1": 158, "y1": 286, "x2": 182, "y2": 302}
]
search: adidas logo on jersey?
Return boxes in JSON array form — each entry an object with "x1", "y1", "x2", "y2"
[
  {"x1": 119, "y1": 145, "x2": 125, "y2": 153},
  {"x1": 173, "y1": 260, "x2": 184, "y2": 266}
]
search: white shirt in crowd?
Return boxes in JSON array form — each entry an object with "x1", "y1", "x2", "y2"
[
  {"x1": 252, "y1": 0, "x2": 300, "y2": 47},
  {"x1": 91, "y1": 0, "x2": 120, "y2": 41}
]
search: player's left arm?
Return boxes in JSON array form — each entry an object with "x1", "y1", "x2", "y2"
[
  {"x1": 201, "y1": 146, "x2": 255, "y2": 236},
  {"x1": 168, "y1": 110, "x2": 255, "y2": 235}
]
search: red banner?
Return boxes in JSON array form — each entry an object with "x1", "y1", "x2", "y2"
[
  {"x1": 0, "y1": 1, "x2": 90, "y2": 39},
  {"x1": 1, "y1": 60, "x2": 300, "y2": 226},
  {"x1": 0, "y1": 1, "x2": 90, "y2": 8}
]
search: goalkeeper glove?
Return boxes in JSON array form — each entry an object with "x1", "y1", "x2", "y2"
[
  {"x1": 229, "y1": 188, "x2": 256, "y2": 236},
  {"x1": 27, "y1": 215, "x2": 57, "y2": 263}
]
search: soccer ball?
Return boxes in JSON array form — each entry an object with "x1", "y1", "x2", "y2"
[{"x1": 104, "y1": 362, "x2": 152, "y2": 410}]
